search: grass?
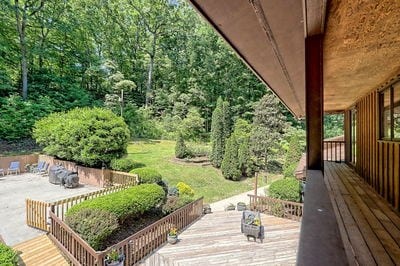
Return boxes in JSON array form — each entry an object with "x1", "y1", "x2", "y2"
[{"x1": 127, "y1": 139, "x2": 282, "y2": 203}]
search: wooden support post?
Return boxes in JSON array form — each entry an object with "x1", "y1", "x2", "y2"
[{"x1": 306, "y1": 35, "x2": 323, "y2": 170}]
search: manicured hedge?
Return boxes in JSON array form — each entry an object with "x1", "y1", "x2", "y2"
[
  {"x1": 268, "y1": 178, "x2": 300, "y2": 202},
  {"x1": 129, "y1": 167, "x2": 162, "y2": 184},
  {"x1": 66, "y1": 184, "x2": 165, "y2": 222},
  {"x1": 0, "y1": 243, "x2": 18, "y2": 266},
  {"x1": 33, "y1": 107, "x2": 130, "y2": 167},
  {"x1": 65, "y1": 209, "x2": 119, "y2": 251},
  {"x1": 110, "y1": 158, "x2": 144, "y2": 172}
]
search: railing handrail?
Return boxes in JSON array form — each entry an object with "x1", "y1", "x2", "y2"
[
  {"x1": 323, "y1": 140, "x2": 345, "y2": 162},
  {"x1": 48, "y1": 197, "x2": 204, "y2": 265},
  {"x1": 248, "y1": 194, "x2": 304, "y2": 207}
]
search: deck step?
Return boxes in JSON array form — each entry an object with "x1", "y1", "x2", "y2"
[{"x1": 13, "y1": 234, "x2": 70, "y2": 266}]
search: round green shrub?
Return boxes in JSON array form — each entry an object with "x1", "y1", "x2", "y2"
[
  {"x1": 0, "y1": 243, "x2": 18, "y2": 266},
  {"x1": 268, "y1": 178, "x2": 300, "y2": 202},
  {"x1": 65, "y1": 209, "x2": 119, "y2": 251},
  {"x1": 110, "y1": 158, "x2": 144, "y2": 172},
  {"x1": 176, "y1": 182, "x2": 195, "y2": 197},
  {"x1": 129, "y1": 167, "x2": 162, "y2": 184},
  {"x1": 66, "y1": 184, "x2": 165, "y2": 222},
  {"x1": 33, "y1": 107, "x2": 130, "y2": 167}
]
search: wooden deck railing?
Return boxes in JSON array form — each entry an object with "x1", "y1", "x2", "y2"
[
  {"x1": 323, "y1": 140, "x2": 345, "y2": 162},
  {"x1": 26, "y1": 182, "x2": 136, "y2": 232},
  {"x1": 49, "y1": 211, "x2": 100, "y2": 265},
  {"x1": 48, "y1": 197, "x2": 204, "y2": 265},
  {"x1": 248, "y1": 195, "x2": 303, "y2": 221}
]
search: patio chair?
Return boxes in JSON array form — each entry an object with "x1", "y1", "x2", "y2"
[
  {"x1": 39, "y1": 162, "x2": 50, "y2": 176},
  {"x1": 0, "y1": 168, "x2": 4, "y2": 176},
  {"x1": 32, "y1": 161, "x2": 45, "y2": 173},
  {"x1": 7, "y1": 161, "x2": 20, "y2": 175}
]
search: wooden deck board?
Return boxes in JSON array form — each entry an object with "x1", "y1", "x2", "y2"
[
  {"x1": 325, "y1": 162, "x2": 400, "y2": 266},
  {"x1": 13, "y1": 235, "x2": 69, "y2": 266},
  {"x1": 140, "y1": 211, "x2": 300, "y2": 265}
]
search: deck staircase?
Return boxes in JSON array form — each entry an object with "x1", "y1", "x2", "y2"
[{"x1": 13, "y1": 234, "x2": 69, "y2": 266}]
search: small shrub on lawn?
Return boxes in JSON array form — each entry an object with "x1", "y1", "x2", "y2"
[
  {"x1": 110, "y1": 158, "x2": 144, "y2": 172},
  {"x1": 65, "y1": 209, "x2": 119, "y2": 251},
  {"x1": 175, "y1": 134, "x2": 187, "y2": 159},
  {"x1": 129, "y1": 167, "x2": 162, "y2": 184},
  {"x1": 0, "y1": 243, "x2": 18, "y2": 266},
  {"x1": 176, "y1": 182, "x2": 194, "y2": 197},
  {"x1": 66, "y1": 184, "x2": 165, "y2": 222},
  {"x1": 269, "y1": 178, "x2": 300, "y2": 202}
]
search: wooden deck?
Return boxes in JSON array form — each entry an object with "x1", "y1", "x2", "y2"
[
  {"x1": 140, "y1": 211, "x2": 300, "y2": 265},
  {"x1": 13, "y1": 234, "x2": 69, "y2": 266},
  {"x1": 325, "y1": 162, "x2": 400, "y2": 265}
]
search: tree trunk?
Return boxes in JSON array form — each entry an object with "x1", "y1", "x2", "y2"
[
  {"x1": 145, "y1": 33, "x2": 157, "y2": 108},
  {"x1": 14, "y1": 0, "x2": 28, "y2": 99}
]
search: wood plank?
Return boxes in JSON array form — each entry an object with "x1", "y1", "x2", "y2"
[{"x1": 334, "y1": 163, "x2": 400, "y2": 264}]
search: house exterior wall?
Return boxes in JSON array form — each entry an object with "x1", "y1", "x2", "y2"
[{"x1": 345, "y1": 90, "x2": 400, "y2": 211}]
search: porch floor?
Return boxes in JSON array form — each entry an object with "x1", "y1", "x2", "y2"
[
  {"x1": 325, "y1": 162, "x2": 400, "y2": 265},
  {"x1": 139, "y1": 211, "x2": 300, "y2": 265}
]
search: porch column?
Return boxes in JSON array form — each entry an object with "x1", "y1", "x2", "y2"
[{"x1": 306, "y1": 34, "x2": 323, "y2": 170}]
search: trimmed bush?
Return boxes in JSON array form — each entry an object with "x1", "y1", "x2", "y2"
[
  {"x1": 0, "y1": 243, "x2": 18, "y2": 266},
  {"x1": 33, "y1": 107, "x2": 130, "y2": 167},
  {"x1": 66, "y1": 184, "x2": 165, "y2": 222},
  {"x1": 65, "y1": 209, "x2": 119, "y2": 251},
  {"x1": 129, "y1": 167, "x2": 162, "y2": 184},
  {"x1": 110, "y1": 158, "x2": 144, "y2": 172},
  {"x1": 268, "y1": 178, "x2": 300, "y2": 202},
  {"x1": 176, "y1": 182, "x2": 194, "y2": 197}
]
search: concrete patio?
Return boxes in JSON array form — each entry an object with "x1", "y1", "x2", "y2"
[{"x1": 0, "y1": 173, "x2": 99, "y2": 246}]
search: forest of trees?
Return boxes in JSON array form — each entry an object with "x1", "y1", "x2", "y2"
[{"x1": 0, "y1": 0, "x2": 342, "y2": 144}]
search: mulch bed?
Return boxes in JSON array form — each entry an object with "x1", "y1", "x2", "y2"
[{"x1": 101, "y1": 211, "x2": 164, "y2": 251}]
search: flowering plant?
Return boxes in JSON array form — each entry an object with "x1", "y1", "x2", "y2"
[{"x1": 168, "y1": 227, "x2": 178, "y2": 237}]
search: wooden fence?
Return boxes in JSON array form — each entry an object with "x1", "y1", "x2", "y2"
[
  {"x1": 26, "y1": 183, "x2": 136, "y2": 232},
  {"x1": 48, "y1": 197, "x2": 204, "y2": 266},
  {"x1": 248, "y1": 194, "x2": 303, "y2": 221},
  {"x1": 323, "y1": 140, "x2": 345, "y2": 162}
]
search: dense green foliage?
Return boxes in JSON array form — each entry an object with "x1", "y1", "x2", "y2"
[
  {"x1": 251, "y1": 94, "x2": 287, "y2": 171},
  {"x1": 0, "y1": 243, "x2": 18, "y2": 266},
  {"x1": 110, "y1": 158, "x2": 143, "y2": 172},
  {"x1": 66, "y1": 184, "x2": 165, "y2": 221},
  {"x1": 269, "y1": 178, "x2": 300, "y2": 202},
  {"x1": 283, "y1": 132, "x2": 304, "y2": 177},
  {"x1": 210, "y1": 97, "x2": 231, "y2": 167},
  {"x1": 162, "y1": 195, "x2": 193, "y2": 214},
  {"x1": 221, "y1": 136, "x2": 241, "y2": 180},
  {"x1": 65, "y1": 209, "x2": 119, "y2": 251},
  {"x1": 129, "y1": 168, "x2": 163, "y2": 184},
  {"x1": 175, "y1": 134, "x2": 187, "y2": 159},
  {"x1": 324, "y1": 114, "x2": 344, "y2": 139},
  {"x1": 33, "y1": 107, "x2": 130, "y2": 167},
  {"x1": 0, "y1": 0, "x2": 268, "y2": 142}
]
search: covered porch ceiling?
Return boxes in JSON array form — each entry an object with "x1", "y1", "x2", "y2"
[{"x1": 188, "y1": 0, "x2": 400, "y2": 118}]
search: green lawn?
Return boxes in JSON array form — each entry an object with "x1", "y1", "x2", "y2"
[{"x1": 126, "y1": 140, "x2": 281, "y2": 203}]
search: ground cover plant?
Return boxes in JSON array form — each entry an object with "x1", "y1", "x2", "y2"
[{"x1": 0, "y1": 243, "x2": 18, "y2": 266}]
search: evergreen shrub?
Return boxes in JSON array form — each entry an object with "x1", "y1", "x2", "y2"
[
  {"x1": 176, "y1": 182, "x2": 194, "y2": 197},
  {"x1": 269, "y1": 178, "x2": 300, "y2": 202},
  {"x1": 110, "y1": 158, "x2": 144, "y2": 172},
  {"x1": 33, "y1": 107, "x2": 130, "y2": 167},
  {"x1": 65, "y1": 184, "x2": 165, "y2": 222},
  {"x1": 65, "y1": 209, "x2": 119, "y2": 251},
  {"x1": 129, "y1": 167, "x2": 162, "y2": 184}
]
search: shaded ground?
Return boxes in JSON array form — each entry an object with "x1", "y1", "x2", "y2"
[
  {"x1": 0, "y1": 138, "x2": 41, "y2": 156},
  {"x1": 0, "y1": 173, "x2": 99, "y2": 246}
]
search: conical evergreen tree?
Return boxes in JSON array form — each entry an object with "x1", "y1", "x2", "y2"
[
  {"x1": 221, "y1": 135, "x2": 241, "y2": 180},
  {"x1": 210, "y1": 97, "x2": 225, "y2": 167},
  {"x1": 175, "y1": 133, "x2": 187, "y2": 159}
]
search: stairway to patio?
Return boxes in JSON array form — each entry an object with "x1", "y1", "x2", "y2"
[
  {"x1": 139, "y1": 210, "x2": 300, "y2": 265},
  {"x1": 13, "y1": 234, "x2": 69, "y2": 266}
]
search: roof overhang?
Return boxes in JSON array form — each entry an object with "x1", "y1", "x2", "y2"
[{"x1": 188, "y1": 0, "x2": 400, "y2": 117}]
